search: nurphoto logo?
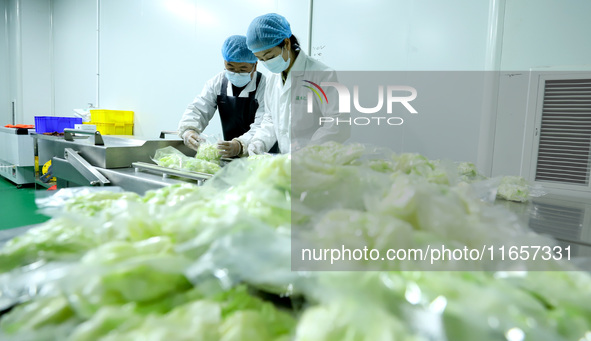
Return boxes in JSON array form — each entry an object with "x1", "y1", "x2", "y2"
[{"x1": 302, "y1": 80, "x2": 418, "y2": 126}]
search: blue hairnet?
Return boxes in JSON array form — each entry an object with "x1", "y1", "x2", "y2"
[
  {"x1": 221, "y1": 35, "x2": 257, "y2": 63},
  {"x1": 246, "y1": 13, "x2": 292, "y2": 53}
]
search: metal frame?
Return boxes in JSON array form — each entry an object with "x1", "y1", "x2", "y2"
[
  {"x1": 132, "y1": 161, "x2": 212, "y2": 185},
  {"x1": 64, "y1": 148, "x2": 110, "y2": 186}
]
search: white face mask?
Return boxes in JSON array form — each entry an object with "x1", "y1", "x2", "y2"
[
  {"x1": 225, "y1": 69, "x2": 253, "y2": 87},
  {"x1": 261, "y1": 47, "x2": 290, "y2": 74}
]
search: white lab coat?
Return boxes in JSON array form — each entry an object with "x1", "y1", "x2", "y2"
[
  {"x1": 251, "y1": 51, "x2": 349, "y2": 154},
  {"x1": 177, "y1": 71, "x2": 266, "y2": 144}
]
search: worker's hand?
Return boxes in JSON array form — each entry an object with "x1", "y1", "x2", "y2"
[
  {"x1": 217, "y1": 139, "x2": 242, "y2": 158},
  {"x1": 182, "y1": 130, "x2": 203, "y2": 152},
  {"x1": 247, "y1": 140, "x2": 266, "y2": 156}
]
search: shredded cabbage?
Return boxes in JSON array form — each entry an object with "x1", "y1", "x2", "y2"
[
  {"x1": 63, "y1": 191, "x2": 141, "y2": 217},
  {"x1": 195, "y1": 143, "x2": 222, "y2": 163},
  {"x1": 496, "y1": 176, "x2": 530, "y2": 202}
]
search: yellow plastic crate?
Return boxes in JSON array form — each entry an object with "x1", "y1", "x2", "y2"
[
  {"x1": 90, "y1": 109, "x2": 134, "y2": 124},
  {"x1": 85, "y1": 122, "x2": 133, "y2": 135},
  {"x1": 87, "y1": 109, "x2": 134, "y2": 135}
]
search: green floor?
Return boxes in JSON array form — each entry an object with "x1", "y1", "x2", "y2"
[{"x1": 0, "y1": 177, "x2": 51, "y2": 230}]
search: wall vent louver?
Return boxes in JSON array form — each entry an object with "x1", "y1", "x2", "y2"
[{"x1": 535, "y1": 79, "x2": 591, "y2": 185}]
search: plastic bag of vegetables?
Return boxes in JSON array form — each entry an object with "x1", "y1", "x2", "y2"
[{"x1": 153, "y1": 146, "x2": 220, "y2": 175}]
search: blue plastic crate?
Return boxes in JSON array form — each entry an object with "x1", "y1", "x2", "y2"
[{"x1": 34, "y1": 116, "x2": 82, "y2": 133}]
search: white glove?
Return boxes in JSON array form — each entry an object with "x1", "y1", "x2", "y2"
[
  {"x1": 217, "y1": 139, "x2": 242, "y2": 158},
  {"x1": 182, "y1": 130, "x2": 204, "y2": 152},
  {"x1": 247, "y1": 140, "x2": 266, "y2": 156}
]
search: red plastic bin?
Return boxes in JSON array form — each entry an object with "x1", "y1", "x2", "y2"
[{"x1": 34, "y1": 116, "x2": 82, "y2": 133}]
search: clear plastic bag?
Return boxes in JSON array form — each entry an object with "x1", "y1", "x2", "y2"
[
  {"x1": 35, "y1": 187, "x2": 130, "y2": 217},
  {"x1": 182, "y1": 220, "x2": 305, "y2": 296},
  {"x1": 199, "y1": 133, "x2": 222, "y2": 145},
  {"x1": 152, "y1": 146, "x2": 221, "y2": 174},
  {"x1": 0, "y1": 261, "x2": 75, "y2": 313}
]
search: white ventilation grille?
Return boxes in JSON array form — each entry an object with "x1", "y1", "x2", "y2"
[
  {"x1": 535, "y1": 79, "x2": 591, "y2": 185},
  {"x1": 528, "y1": 200, "x2": 583, "y2": 242}
]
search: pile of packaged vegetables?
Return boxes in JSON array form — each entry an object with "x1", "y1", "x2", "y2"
[{"x1": 0, "y1": 142, "x2": 589, "y2": 341}]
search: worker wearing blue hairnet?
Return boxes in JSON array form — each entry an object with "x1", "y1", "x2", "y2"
[
  {"x1": 178, "y1": 35, "x2": 269, "y2": 157},
  {"x1": 245, "y1": 13, "x2": 349, "y2": 154}
]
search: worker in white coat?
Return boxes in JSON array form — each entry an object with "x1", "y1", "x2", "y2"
[
  {"x1": 246, "y1": 13, "x2": 349, "y2": 155},
  {"x1": 178, "y1": 35, "x2": 274, "y2": 157}
]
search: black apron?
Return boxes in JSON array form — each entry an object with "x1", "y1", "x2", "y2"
[{"x1": 217, "y1": 72, "x2": 279, "y2": 153}]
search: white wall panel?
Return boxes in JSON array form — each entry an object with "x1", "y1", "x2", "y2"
[
  {"x1": 309, "y1": 0, "x2": 494, "y2": 163},
  {"x1": 51, "y1": 0, "x2": 97, "y2": 116},
  {"x1": 500, "y1": 0, "x2": 591, "y2": 70},
  {"x1": 0, "y1": 0, "x2": 10, "y2": 124},
  {"x1": 491, "y1": 72, "x2": 530, "y2": 176},
  {"x1": 19, "y1": 0, "x2": 51, "y2": 123},
  {"x1": 309, "y1": 0, "x2": 411, "y2": 70},
  {"x1": 5, "y1": 0, "x2": 21, "y2": 125},
  {"x1": 2, "y1": 0, "x2": 52, "y2": 125},
  {"x1": 310, "y1": 0, "x2": 491, "y2": 71},
  {"x1": 405, "y1": 0, "x2": 491, "y2": 71}
]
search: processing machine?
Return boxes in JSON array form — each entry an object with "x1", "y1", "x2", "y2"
[{"x1": 33, "y1": 130, "x2": 213, "y2": 195}]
